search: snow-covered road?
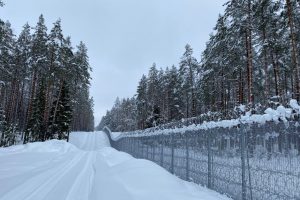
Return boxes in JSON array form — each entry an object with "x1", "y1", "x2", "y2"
[{"x1": 0, "y1": 132, "x2": 230, "y2": 200}]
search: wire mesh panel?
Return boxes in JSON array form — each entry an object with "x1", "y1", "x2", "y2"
[
  {"x1": 208, "y1": 127, "x2": 243, "y2": 199},
  {"x1": 188, "y1": 131, "x2": 209, "y2": 186},
  {"x1": 110, "y1": 121, "x2": 300, "y2": 200},
  {"x1": 245, "y1": 122, "x2": 300, "y2": 200}
]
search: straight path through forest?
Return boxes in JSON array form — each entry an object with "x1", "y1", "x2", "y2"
[{"x1": 0, "y1": 132, "x2": 230, "y2": 200}]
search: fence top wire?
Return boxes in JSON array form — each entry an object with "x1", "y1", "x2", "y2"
[
  {"x1": 113, "y1": 120, "x2": 300, "y2": 200},
  {"x1": 110, "y1": 104, "x2": 300, "y2": 200},
  {"x1": 112, "y1": 105, "x2": 300, "y2": 140}
]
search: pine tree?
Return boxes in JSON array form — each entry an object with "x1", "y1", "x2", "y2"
[
  {"x1": 73, "y1": 42, "x2": 91, "y2": 87},
  {"x1": 0, "y1": 21, "x2": 15, "y2": 118},
  {"x1": 24, "y1": 79, "x2": 46, "y2": 143},
  {"x1": 285, "y1": 0, "x2": 300, "y2": 100},
  {"x1": 70, "y1": 41, "x2": 93, "y2": 131},
  {"x1": 0, "y1": 21, "x2": 15, "y2": 89},
  {"x1": 226, "y1": 1, "x2": 254, "y2": 105},
  {"x1": 0, "y1": 106, "x2": 6, "y2": 146},
  {"x1": 179, "y1": 44, "x2": 198, "y2": 117},
  {"x1": 147, "y1": 63, "x2": 159, "y2": 110},
  {"x1": 25, "y1": 15, "x2": 48, "y2": 143},
  {"x1": 15, "y1": 23, "x2": 32, "y2": 132},
  {"x1": 99, "y1": 0, "x2": 300, "y2": 132},
  {"x1": 57, "y1": 83, "x2": 72, "y2": 140},
  {"x1": 165, "y1": 66, "x2": 184, "y2": 121},
  {"x1": 71, "y1": 87, "x2": 94, "y2": 131},
  {"x1": 1, "y1": 123, "x2": 17, "y2": 147},
  {"x1": 48, "y1": 82, "x2": 72, "y2": 140},
  {"x1": 145, "y1": 63, "x2": 165, "y2": 127},
  {"x1": 136, "y1": 75, "x2": 148, "y2": 129},
  {"x1": 157, "y1": 68, "x2": 167, "y2": 123},
  {"x1": 0, "y1": 14, "x2": 93, "y2": 146}
]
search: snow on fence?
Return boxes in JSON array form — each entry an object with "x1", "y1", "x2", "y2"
[{"x1": 104, "y1": 121, "x2": 300, "y2": 200}]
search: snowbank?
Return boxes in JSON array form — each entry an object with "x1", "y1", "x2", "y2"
[
  {"x1": 0, "y1": 131, "x2": 231, "y2": 200},
  {"x1": 0, "y1": 139, "x2": 78, "y2": 155},
  {"x1": 92, "y1": 147, "x2": 231, "y2": 200},
  {"x1": 110, "y1": 132, "x2": 122, "y2": 140}
]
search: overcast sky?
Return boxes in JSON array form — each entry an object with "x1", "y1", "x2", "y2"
[{"x1": 0, "y1": 0, "x2": 226, "y2": 125}]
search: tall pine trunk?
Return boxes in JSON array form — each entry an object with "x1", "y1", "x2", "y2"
[
  {"x1": 18, "y1": 80, "x2": 26, "y2": 136},
  {"x1": 189, "y1": 66, "x2": 196, "y2": 117},
  {"x1": 49, "y1": 80, "x2": 64, "y2": 133},
  {"x1": 286, "y1": 0, "x2": 300, "y2": 100},
  {"x1": 23, "y1": 70, "x2": 37, "y2": 144},
  {"x1": 238, "y1": 69, "x2": 244, "y2": 105},
  {"x1": 262, "y1": 28, "x2": 270, "y2": 101},
  {"x1": 246, "y1": 0, "x2": 254, "y2": 105},
  {"x1": 271, "y1": 52, "x2": 281, "y2": 97},
  {"x1": 43, "y1": 80, "x2": 52, "y2": 140}
]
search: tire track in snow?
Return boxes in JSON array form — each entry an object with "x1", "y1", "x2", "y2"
[
  {"x1": 0, "y1": 152, "x2": 78, "y2": 196},
  {"x1": 0, "y1": 132, "x2": 108, "y2": 200},
  {"x1": 64, "y1": 152, "x2": 97, "y2": 200},
  {"x1": 1, "y1": 132, "x2": 231, "y2": 200},
  {"x1": 0, "y1": 152, "x2": 85, "y2": 200}
]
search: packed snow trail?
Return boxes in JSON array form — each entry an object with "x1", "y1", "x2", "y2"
[{"x1": 0, "y1": 132, "x2": 231, "y2": 200}]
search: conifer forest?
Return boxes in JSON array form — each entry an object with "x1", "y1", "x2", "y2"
[
  {"x1": 0, "y1": 8, "x2": 94, "y2": 146},
  {"x1": 2, "y1": 1, "x2": 300, "y2": 200},
  {"x1": 98, "y1": 0, "x2": 300, "y2": 132}
]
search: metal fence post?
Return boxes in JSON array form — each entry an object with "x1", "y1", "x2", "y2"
[
  {"x1": 113, "y1": 121, "x2": 300, "y2": 200},
  {"x1": 141, "y1": 139, "x2": 144, "y2": 158},
  {"x1": 146, "y1": 138, "x2": 149, "y2": 160},
  {"x1": 246, "y1": 127, "x2": 253, "y2": 200},
  {"x1": 123, "y1": 139, "x2": 125, "y2": 151},
  {"x1": 130, "y1": 138, "x2": 132, "y2": 154},
  {"x1": 160, "y1": 135, "x2": 164, "y2": 167},
  {"x1": 133, "y1": 138, "x2": 139, "y2": 158},
  {"x1": 137, "y1": 138, "x2": 140, "y2": 157},
  {"x1": 132, "y1": 138, "x2": 135, "y2": 155},
  {"x1": 241, "y1": 125, "x2": 247, "y2": 200},
  {"x1": 124, "y1": 139, "x2": 126, "y2": 152},
  {"x1": 185, "y1": 133, "x2": 190, "y2": 181},
  {"x1": 171, "y1": 134, "x2": 174, "y2": 174},
  {"x1": 136, "y1": 138, "x2": 139, "y2": 157},
  {"x1": 152, "y1": 138, "x2": 155, "y2": 161},
  {"x1": 130, "y1": 138, "x2": 133, "y2": 155},
  {"x1": 208, "y1": 129, "x2": 212, "y2": 189}
]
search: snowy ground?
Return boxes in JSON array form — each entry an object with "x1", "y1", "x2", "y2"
[{"x1": 0, "y1": 132, "x2": 231, "y2": 200}]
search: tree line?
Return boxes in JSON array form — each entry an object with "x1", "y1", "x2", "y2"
[
  {"x1": 0, "y1": 4, "x2": 94, "y2": 146},
  {"x1": 97, "y1": 0, "x2": 300, "y2": 132}
]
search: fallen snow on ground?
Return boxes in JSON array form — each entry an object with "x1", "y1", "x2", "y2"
[
  {"x1": 110, "y1": 131, "x2": 122, "y2": 140},
  {"x1": 0, "y1": 132, "x2": 231, "y2": 200}
]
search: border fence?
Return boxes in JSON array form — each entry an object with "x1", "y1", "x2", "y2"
[{"x1": 104, "y1": 121, "x2": 300, "y2": 200}]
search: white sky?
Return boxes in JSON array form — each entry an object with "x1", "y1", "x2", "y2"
[{"x1": 0, "y1": 0, "x2": 226, "y2": 125}]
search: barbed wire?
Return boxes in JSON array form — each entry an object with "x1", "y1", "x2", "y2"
[{"x1": 107, "y1": 121, "x2": 300, "y2": 200}]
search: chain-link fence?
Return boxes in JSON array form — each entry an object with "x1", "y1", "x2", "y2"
[{"x1": 104, "y1": 121, "x2": 300, "y2": 200}]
